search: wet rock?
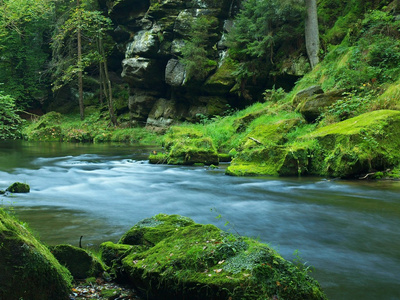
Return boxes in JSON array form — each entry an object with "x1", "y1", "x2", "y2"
[
  {"x1": 6, "y1": 182, "x2": 30, "y2": 193},
  {"x1": 0, "y1": 209, "x2": 72, "y2": 300}
]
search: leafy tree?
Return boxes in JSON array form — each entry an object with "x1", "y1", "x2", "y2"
[
  {"x1": 0, "y1": 0, "x2": 55, "y2": 108},
  {"x1": 0, "y1": 90, "x2": 23, "y2": 140},
  {"x1": 51, "y1": 0, "x2": 115, "y2": 122},
  {"x1": 180, "y1": 15, "x2": 219, "y2": 82},
  {"x1": 227, "y1": 0, "x2": 305, "y2": 83}
]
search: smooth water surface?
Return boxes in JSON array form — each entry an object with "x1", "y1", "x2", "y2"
[{"x1": 1, "y1": 141, "x2": 400, "y2": 300}]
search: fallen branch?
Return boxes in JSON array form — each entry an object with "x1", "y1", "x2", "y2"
[{"x1": 248, "y1": 137, "x2": 264, "y2": 145}]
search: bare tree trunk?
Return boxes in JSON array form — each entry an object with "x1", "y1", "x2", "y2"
[
  {"x1": 97, "y1": 39, "x2": 104, "y2": 105},
  {"x1": 304, "y1": 0, "x2": 320, "y2": 69},
  {"x1": 99, "y1": 37, "x2": 117, "y2": 126},
  {"x1": 77, "y1": 0, "x2": 84, "y2": 120}
]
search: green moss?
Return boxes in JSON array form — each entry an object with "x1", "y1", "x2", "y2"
[
  {"x1": 156, "y1": 127, "x2": 219, "y2": 165},
  {"x1": 0, "y1": 209, "x2": 72, "y2": 299},
  {"x1": 102, "y1": 214, "x2": 327, "y2": 300},
  {"x1": 305, "y1": 110, "x2": 400, "y2": 177},
  {"x1": 226, "y1": 118, "x2": 308, "y2": 176}
]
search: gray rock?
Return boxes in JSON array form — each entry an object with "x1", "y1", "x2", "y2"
[
  {"x1": 128, "y1": 90, "x2": 160, "y2": 122},
  {"x1": 125, "y1": 29, "x2": 159, "y2": 58},
  {"x1": 293, "y1": 85, "x2": 324, "y2": 107},
  {"x1": 298, "y1": 89, "x2": 346, "y2": 122},
  {"x1": 121, "y1": 57, "x2": 165, "y2": 89},
  {"x1": 165, "y1": 59, "x2": 186, "y2": 87}
]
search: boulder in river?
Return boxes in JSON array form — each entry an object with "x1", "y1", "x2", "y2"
[
  {"x1": 100, "y1": 214, "x2": 327, "y2": 300},
  {"x1": 149, "y1": 127, "x2": 219, "y2": 165},
  {"x1": 0, "y1": 208, "x2": 72, "y2": 300},
  {"x1": 6, "y1": 182, "x2": 30, "y2": 193}
]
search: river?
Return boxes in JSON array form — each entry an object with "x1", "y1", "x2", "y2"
[{"x1": 1, "y1": 140, "x2": 399, "y2": 300}]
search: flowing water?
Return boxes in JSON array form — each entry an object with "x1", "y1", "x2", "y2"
[{"x1": 1, "y1": 140, "x2": 400, "y2": 300}]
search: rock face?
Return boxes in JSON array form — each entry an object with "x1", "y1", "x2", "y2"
[
  {"x1": 0, "y1": 209, "x2": 72, "y2": 300},
  {"x1": 101, "y1": 0, "x2": 241, "y2": 128},
  {"x1": 100, "y1": 214, "x2": 327, "y2": 300}
]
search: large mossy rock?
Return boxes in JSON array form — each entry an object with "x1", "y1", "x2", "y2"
[
  {"x1": 226, "y1": 119, "x2": 308, "y2": 176},
  {"x1": 50, "y1": 244, "x2": 105, "y2": 280},
  {"x1": 100, "y1": 214, "x2": 327, "y2": 300},
  {"x1": 149, "y1": 127, "x2": 219, "y2": 165},
  {"x1": 0, "y1": 209, "x2": 72, "y2": 300},
  {"x1": 306, "y1": 110, "x2": 400, "y2": 178}
]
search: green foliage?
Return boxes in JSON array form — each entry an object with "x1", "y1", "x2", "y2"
[
  {"x1": 0, "y1": 0, "x2": 54, "y2": 107},
  {"x1": 227, "y1": 0, "x2": 304, "y2": 81},
  {"x1": 51, "y1": 1, "x2": 113, "y2": 91},
  {"x1": 180, "y1": 16, "x2": 219, "y2": 82},
  {"x1": 0, "y1": 91, "x2": 23, "y2": 140}
]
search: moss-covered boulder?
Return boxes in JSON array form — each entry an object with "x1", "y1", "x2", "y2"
[
  {"x1": 0, "y1": 209, "x2": 72, "y2": 300},
  {"x1": 150, "y1": 127, "x2": 219, "y2": 165},
  {"x1": 226, "y1": 119, "x2": 308, "y2": 176},
  {"x1": 306, "y1": 110, "x2": 400, "y2": 177},
  {"x1": 50, "y1": 244, "x2": 105, "y2": 280},
  {"x1": 226, "y1": 144, "x2": 310, "y2": 177},
  {"x1": 100, "y1": 214, "x2": 327, "y2": 300},
  {"x1": 6, "y1": 182, "x2": 30, "y2": 193}
]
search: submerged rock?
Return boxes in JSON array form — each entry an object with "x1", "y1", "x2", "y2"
[
  {"x1": 51, "y1": 244, "x2": 105, "y2": 280},
  {"x1": 0, "y1": 209, "x2": 72, "y2": 300},
  {"x1": 100, "y1": 214, "x2": 327, "y2": 300},
  {"x1": 6, "y1": 182, "x2": 30, "y2": 193}
]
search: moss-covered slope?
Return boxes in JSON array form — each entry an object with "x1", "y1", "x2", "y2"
[
  {"x1": 101, "y1": 214, "x2": 327, "y2": 300},
  {"x1": 0, "y1": 209, "x2": 72, "y2": 300}
]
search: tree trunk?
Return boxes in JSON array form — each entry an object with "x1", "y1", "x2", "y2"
[
  {"x1": 77, "y1": 0, "x2": 84, "y2": 120},
  {"x1": 99, "y1": 37, "x2": 117, "y2": 126},
  {"x1": 304, "y1": 0, "x2": 319, "y2": 69}
]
